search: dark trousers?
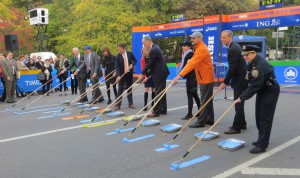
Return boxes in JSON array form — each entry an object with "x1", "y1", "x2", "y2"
[
  {"x1": 77, "y1": 75, "x2": 88, "y2": 101},
  {"x1": 90, "y1": 76, "x2": 103, "y2": 102},
  {"x1": 197, "y1": 82, "x2": 214, "y2": 124},
  {"x1": 70, "y1": 73, "x2": 78, "y2": 94},
  {"x1": 106, "y1": 82, "x2": 117, "y2": 101},
  {"x1": 232, "y1": 86, "x2": 248, "y2": 130},
  {"x1": 153, "y1": 79, "x2": 167, "y2": 114},
  {"x1": 58, "y1": 76, "x2": 67, "y2": 92},
  {"x1": 42, "y1": 81, "x2": 51, "y2": 94},
  {"x1": 186, "y1": 77, "x2": 200, "y2": 115},
  {"x1": 255, "y1": 83, "x2": 280, "y2": 149},
  {"x1": 116, "y1": 73, "x2": 133, "y2": 106}
]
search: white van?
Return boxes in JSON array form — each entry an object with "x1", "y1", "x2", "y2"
[{"x1": 30, "y1": 52, "x2": 57, "y2": 62}]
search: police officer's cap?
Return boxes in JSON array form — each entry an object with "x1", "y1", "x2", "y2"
[{"x1": 242, "y1": 45, "x2": 260, "y2": 55}]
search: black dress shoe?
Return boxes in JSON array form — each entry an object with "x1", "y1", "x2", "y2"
[
  {"x1": 98, "y1": 98, "x2": 104, "y2": 103},
  {"x1": 143, "y1": 107, "x2": 147, "y2": 111},
  {"x1": 252, "y1": 141, "x2": 258, "y2": 146},
  {"x1": 189, "y1": 122, "x2": 205, "y2": 128},
  {"x1": 224, "y1": 128, "x2": 241, "y2": 134},
  {"x1": 206, "y1": 121, "x2": 214, "y2": 125},
  {"x1": 249, "y1": 146, "x2": 266, "y2": 154},
  {"x1": 181, "y1": 114, "x2": 193, "y2": 120},
  {"x1": 107, "y1": 100, "x2": 112, "y2": 104}
]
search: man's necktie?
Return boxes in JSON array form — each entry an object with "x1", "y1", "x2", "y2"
[
  {"x1": 87, "y1": 54, "x2": 91, "y2": 71},
  {"x1": 123, "y1": 53, "x2": 129, "y2": 73}
]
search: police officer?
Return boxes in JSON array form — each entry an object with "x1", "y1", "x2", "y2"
[{"x1": 234, "y1": 45, "x2": 280, "y2": 154}]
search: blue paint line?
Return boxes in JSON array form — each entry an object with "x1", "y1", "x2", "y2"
[
  {"x1": 36, "y1": 112, "x2": 71, "y2": 119},
  {"x1": 169, "y1": 155, "x2": 211, "y2": 171},
  {"x1": 43, "y1": 109, "x2": 71, "y2": 114},
  {"x1": 14, "y1": 107, "x2": 63, "y2": 115},
  {"x1": 126, "y1": 134, "x2": 155, "y2": 143},
  {"x1": 80, "y1": 117, "x2": 102, "y2": 123},
  {"x1": 106, "y1": 127, "x2": 134, "y2": 135},
  {"x1": 155, "y1": 144, "x2": 179, "y2": 152}
]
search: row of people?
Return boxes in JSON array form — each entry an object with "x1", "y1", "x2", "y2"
[
  {"x1": 1, "y1": 32, "x2": 279, "y2": 155},
  {"x1": 171, "y1": 31, "x2": 279, "y2": 154}
]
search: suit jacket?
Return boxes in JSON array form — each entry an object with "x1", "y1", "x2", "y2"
[
  {"x1": 224, "y1": 42, "x2": 248, "y2": 88},
  {"x1": 67, "y1": 54, "x2": 86, "y2": 80},
  {"x1": 78, "y1": 52, "x2": 102, "y2": 78},
  {"x1": 115, "y1": 51, "x2": 137, "y2": 77},
  {"x1": 142, "y1": 44, "x2": 169, "y2": 83},
  {"x1": 1, "y1": 58, "x2": 18, "y2": 81}
]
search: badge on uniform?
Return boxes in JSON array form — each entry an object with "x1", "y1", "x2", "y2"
[{"x1": 251, "y1": 68, "x2": 259, "y2": 78}]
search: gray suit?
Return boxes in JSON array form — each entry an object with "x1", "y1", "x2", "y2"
[
  {"x1": 67, "y1": 54, "x2": 87, "y2": 101},
  {"x1": 78, "y1": 52, "x2": 103, "y2": 102},
  {"x1": 1, "y1": 58, "x2": 18, "y2": 102}
]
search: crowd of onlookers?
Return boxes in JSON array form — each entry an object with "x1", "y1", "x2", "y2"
[{"x1": 0, "y1": 52, "x2": 74, "y2": 103}]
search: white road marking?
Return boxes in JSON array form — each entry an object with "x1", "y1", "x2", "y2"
[
  {"x1": 281, "y1": 84, "x2": 297, "y2": 88},
  {"x1": 213, "y1": 135, "x2": 300, "y2": 178},
  {"x1": 0, "y1": 105, "x2": 188, "y2": 143},
  {"x1": 241, "y1": 167, "x2": 300, "y2": 176}
]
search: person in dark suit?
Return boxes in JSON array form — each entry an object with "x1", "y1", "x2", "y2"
[
  {"x1": 114, "y1": 43, "x2": 137, "y2": 110},
  {"x1": 179, "y1": 40, "x2": 200, "y2": 120},
  {"x1": 75, "y1": 45, "x2": 103, "y2": 104},
  {"x1": 139, "y1": 36, "x2": 170, "y2": 117},
  {"x1": 1, "y1": 51, "x2": 18, "y2": 103},
  {"x1": 219, "y1": 30, "x2": 248, "y2": 134},
  {"x1": 62, "y1": 47, "x2": 88, "y2": 102}
]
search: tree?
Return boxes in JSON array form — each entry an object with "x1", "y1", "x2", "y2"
[{"x1": 0, "y1": 7, "x2": 35, "y2": 53}]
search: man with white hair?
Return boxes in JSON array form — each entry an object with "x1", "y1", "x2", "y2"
[
  {"x1": 139, "y1": 36, "x2": 169, "y2": 117},
  {"x1": 173, "y1": 31, "x2": 215, "y2": 128},
  {"x1": 64, "y1": 47, "x2": 88, "y2": 102}
]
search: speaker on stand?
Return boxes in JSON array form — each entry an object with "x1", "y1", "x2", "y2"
[{"x1": 4, "y1": 35, "x2": 19, "y2": 51}]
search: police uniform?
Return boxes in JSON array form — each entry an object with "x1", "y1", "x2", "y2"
[{"x1": 239, "y1": 45, "x2": 280, "y2": 154}]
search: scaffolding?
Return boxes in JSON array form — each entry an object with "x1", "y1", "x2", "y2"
[{"x1": 283, "y1": 26, "x2": 300, "y2": 60}]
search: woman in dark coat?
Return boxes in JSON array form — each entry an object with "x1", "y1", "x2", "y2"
[
  {"x1": 40, "y1": 59, "x2": 53, "y2": 95},
  {"x1": 102, "y1": 47, "x2": 117, "y2": 104},
  {"x1": 55, "y1": 53, "x2": 69, "y2": 96}
]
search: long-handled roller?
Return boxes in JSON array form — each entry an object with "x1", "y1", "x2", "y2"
[
  {"x1": 111, "y1": 77, "x2": 168, "y2": 133},
  {"x1": 21, "y1": 76, "x2": 72, "y2": 110},
  {"x1": 79, "y1": 72, "x2": 121, "y2": 114},
  {"x1": 60, "y1": 70, "x2": 116, "y2": 112},
  {"x1": 90, "y1": 74, "x2": 142, "y2": 122},
  {"x1": 12, "y1": 74, "x2": 60, "y2": 107},
  {"x1": 122, "y1": 79, "x2": 175, "y2": 143},
  {"x1": 169, "y1": 103, "x2": 235, "y2": 170},
  {"x1": 162, "y1": 88, "x2": 221, "y2": 150}
]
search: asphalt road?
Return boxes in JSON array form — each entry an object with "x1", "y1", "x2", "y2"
[{"x1": 0, "y1": 83, "x2": 299, "y2": 178}]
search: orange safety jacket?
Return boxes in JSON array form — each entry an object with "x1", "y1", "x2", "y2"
[{"x1": 179, "y1": 40, "x2": 215, "y2": 84}]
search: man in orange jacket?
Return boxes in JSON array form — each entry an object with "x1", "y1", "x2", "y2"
[{"x1": 173, "y1": 31, "x2": 215, "y2": 128}]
